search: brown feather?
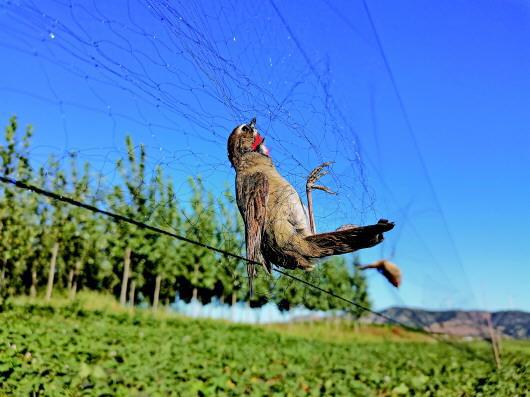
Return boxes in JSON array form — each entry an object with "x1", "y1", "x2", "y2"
[
  {"x1": 304, "y1": 220, "x2": 394, "y2": 257},
  {"x1": 359, "y1": 259, "x2": 402, "y2": 288},
  {"x1": 237, "y1": 172, "x2": 270, "y2": 296}
]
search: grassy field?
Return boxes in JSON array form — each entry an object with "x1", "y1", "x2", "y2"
[{"x1": 0, "y1": 294, "x2": 528, "y2": 396}]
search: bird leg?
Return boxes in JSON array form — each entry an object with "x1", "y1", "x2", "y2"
[
  {"x1": 357, "y1": 261, "x2": 381, "y2": 271},
  {"x1": 306, "y1": 161, "x2": 336, "y2": 234}
]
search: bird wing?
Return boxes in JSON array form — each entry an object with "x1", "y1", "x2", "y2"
[{"x1": 237, "y1": 172, "x2": 271, "y2": 295}]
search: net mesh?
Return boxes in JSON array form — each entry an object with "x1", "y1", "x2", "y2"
[{"x1": 0, "y1": 0, "x2": 478, "y2": 320}]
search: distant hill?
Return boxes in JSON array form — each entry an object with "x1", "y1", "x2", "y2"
[{"x1": 363, "y1": 307, "x2": 530, "y2": 339}]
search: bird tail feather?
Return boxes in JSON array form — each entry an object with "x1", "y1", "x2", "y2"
[{"x1": 305, "y1": 219, "x2": 394, "y2": 257}]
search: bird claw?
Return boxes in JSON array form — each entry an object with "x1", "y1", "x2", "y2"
[
  {"x1": 312, "y1": 185, "x2": 336, "y2": 195},
  {"x1": 306, "y1": 162, "x2": 335, "y2": 194}
]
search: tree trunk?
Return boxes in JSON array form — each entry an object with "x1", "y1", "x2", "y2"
[
  {"x1": 67, "y1": 269, "x2": 74, "y2": 291},
  {"x1": 231, "y1": 292, "x2": 237, "y2": 321},
  {"x1": 219, "y1": 295, "x2": 225, "y2": 305},
  {"x1": 119, "y1": 247, "x2": 131, "y2": 306},
  {"x1": 496, "y1": 331, "x2": 503, "y2": 357},
  {"x1": 0, "y1": 223, "x2": 4, "y2": 294},
  {"x1": 486, "y1": 313, "x2": 501, "y2": 369},
  {"x1": 30, "y1": 269, "x2": 37, "y2": 298},
  {"x1": 45, "y1": 242, "x2": 59, "y2": 302},
  {"x1": 152, "y1": 275, "x2": 162, "y2": 312},
  {"x1": 69, "y1": 260, "x2": 81, "y2": 300},
  {"x1": 0, "y1": 259, "x2": 6, "y2": 294},
  {"x1": 192, "y1": 263, "x2": 199, "y2": 301},
  {"x1": 128, "y1": 280, "x2": 136, "y2": 307},
  {"x1": 69, "y1": 280, "x2": 78, "y2": 300}
]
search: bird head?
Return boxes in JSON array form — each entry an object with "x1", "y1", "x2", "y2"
[{"x1": 227, "y1": 117, "x2": 270, "y2": 168}]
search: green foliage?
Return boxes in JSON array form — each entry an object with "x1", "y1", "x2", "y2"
[
  {"x1": 1, "y1": 116, "x2": 526, "y2": 396},
  {"x1": 274, "y1": 256, "x2": 370, "y2": 315},
  {"x1": 0, "y1": 303, "x2": 528, "y2": 396},
  {"x1": 0, "y1": 116, "x2": 38, "y2": 297},
  {"x1": 180, "y1": 176, "x2": 220, "y2": 301},
  {"x1": 0, "y1": 116, "x2": 372, "y2": 313}
]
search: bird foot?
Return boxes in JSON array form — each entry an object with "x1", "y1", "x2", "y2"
[{"x1": 306, "y1": 161, "x2": 336, "y2": 195}]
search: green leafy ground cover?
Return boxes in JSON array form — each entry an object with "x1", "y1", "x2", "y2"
[{"x1": 0, "y1": 300, "x2": 528, "y2": 396}]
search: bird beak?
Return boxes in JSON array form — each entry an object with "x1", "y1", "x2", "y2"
[{"x1": 248, "y1": 117, "x2": 270, "y2": 157}]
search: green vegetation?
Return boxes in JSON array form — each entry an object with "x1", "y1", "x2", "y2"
[
  {"x1": 0, "y1": 116, "x2": 405, "y2": 396},
  {"x1": 3, "y1": 117, "x2": 526, "y2": 396},
  {"x1": 1, "y1": 296, "x2": 528, "y2": 396}
]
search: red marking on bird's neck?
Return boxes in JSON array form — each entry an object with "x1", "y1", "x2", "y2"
[
  {"x1": 251, "y1": 133, "x2": 270, "y2": 157},
  {"x1": 252, "y1": 133, "x2": 264, "y2": 151}
]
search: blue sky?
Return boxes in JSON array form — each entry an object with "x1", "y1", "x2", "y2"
[{"x1": 0, "y1": 0, "x2": 528, "y2": 311}]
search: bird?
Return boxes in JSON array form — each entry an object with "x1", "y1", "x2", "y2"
[
  {"x1": 357, "y1": 259, "x2": 402, "y2": 288},
  {"x1": 227, "y1": 118, "x2": 395, "y2": 294}
]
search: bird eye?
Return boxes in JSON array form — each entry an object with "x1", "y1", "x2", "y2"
[{"x1": 242, "y1": 125, "x2": 249, "y2": 132}]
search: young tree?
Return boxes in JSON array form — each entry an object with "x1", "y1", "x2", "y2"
[
  {"x1": 107, "y1": 136, "x2": 152, "y2": 304},
  {"x1": 178, "y1": 177, "x2": 218, "y2": 302},
  {"x1": 42, "y1": 157, "x2": 70, "y2": 301},
  {"x1": 144, "y1": 167, "x2": 183, "y2": 310},
  {"x1": 59, "y1": 155, "x2": 108, "y2": 299},
  {"x1": 0, "y1": 116, "x2": 38, "y2": 297}
]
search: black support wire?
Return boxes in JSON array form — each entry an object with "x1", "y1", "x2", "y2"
[{"x1": 0, "y1": 174, "x2": 489, "y2": 363}]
